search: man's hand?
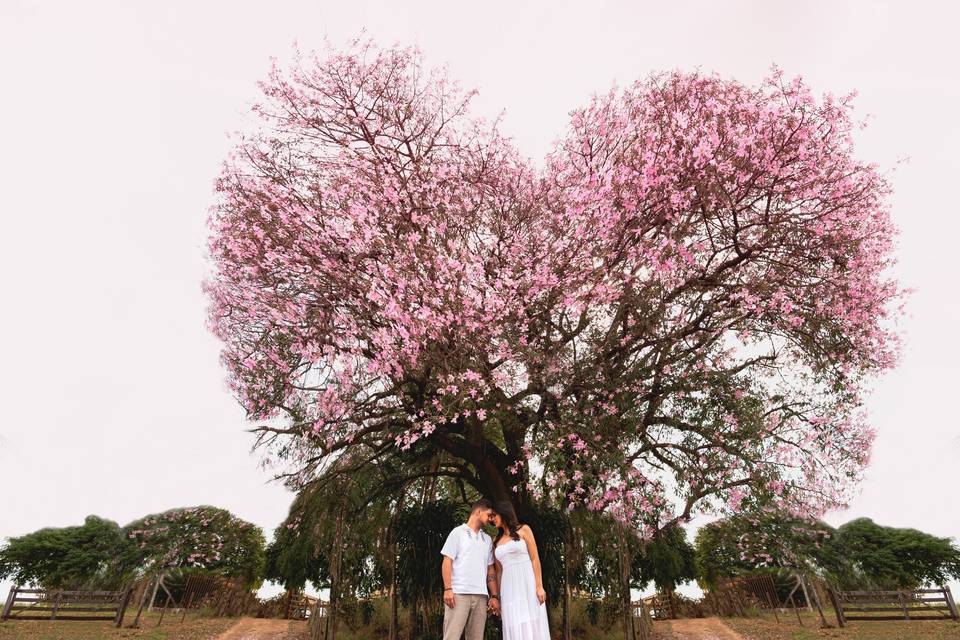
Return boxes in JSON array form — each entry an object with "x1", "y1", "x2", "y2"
[
  {"x1": 443, "y1": 590, "x2": 456, "y2": 609},
  {"x1": 488, "y1": 597, "x2": 501, "y2": 616}
]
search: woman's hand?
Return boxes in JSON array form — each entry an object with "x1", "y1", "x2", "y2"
[{"x1": 536, "y1": 586, "x2": 546, "y2": 605}]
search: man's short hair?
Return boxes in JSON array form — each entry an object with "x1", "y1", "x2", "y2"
[{"x1": 470, "y1": 499, "x2": 492, "y2": 513}]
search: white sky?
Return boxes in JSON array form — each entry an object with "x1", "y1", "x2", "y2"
[{"x1": 1, "y1": 0, "x2": 958, "y2": 601}]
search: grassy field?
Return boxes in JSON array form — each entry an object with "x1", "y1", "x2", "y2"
[
  {"x1": 724, "y1": 610, "x2": 960, "y2": 639},
  {"x1": 0, "y1": 612, "x2": 237, "y2": 640}
]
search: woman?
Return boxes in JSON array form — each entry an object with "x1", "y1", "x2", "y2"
[{"x1": 490, "y1": 501, "x2": 551, "y2": 640}]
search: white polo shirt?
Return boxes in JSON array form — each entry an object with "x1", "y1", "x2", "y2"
[{"x1": 440, "y1": 523, "x2": 494, "y2": 595}]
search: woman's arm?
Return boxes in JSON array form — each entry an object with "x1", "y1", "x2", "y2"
[
  {"x1": 491, "y1": 559, "x2": 504, "y2": 614},
  {"x1": 520, "y1": 525, "x2": 546, "y2": 604}
]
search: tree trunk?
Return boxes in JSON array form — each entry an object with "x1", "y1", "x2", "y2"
[
  {"x1": 562, "y1": 525, "x2": 573, "y2": 640},
  {"x1": 617, "y1": 524, "x2": 632, "y2": 640},
  {"x1": 311, "y1": 506, "x2": 345, "y2": 640},
  {"x1": 388, "y1": 567, "x2": 398, "y2": 640},
  {"x1": 423, "y1": 454, "x2": 442, "y2": 504},
  {"x1": 387, "y1": 527, "x2": 400, "y2": 640},
  {"x1": 408, "y1": 595, "x2": 419, "y2": 640},
  {"x1": 387, "y1": 489, "x2": 406, "y2": 640},
  {"x1": 327, "y1": 512, "x2": 344, "y2": 640},
  {"x1": 422, "y1": 606, "x2": 431, "y2": 639},
  {"x1": 435, "y1": 432, "x2": 520, "y2": 508}
]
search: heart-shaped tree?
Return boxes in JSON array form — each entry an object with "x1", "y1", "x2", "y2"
[{"x1": 205, "y1": 40, "x2": 903, "y2": 535}]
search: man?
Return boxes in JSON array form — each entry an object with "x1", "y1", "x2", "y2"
[{"x1": 440, "y1": 499, "x2": 500, "y2": 640}]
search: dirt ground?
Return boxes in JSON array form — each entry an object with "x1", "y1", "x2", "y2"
[
  {"x1": 664, "y1": 617, "x2": 747, "y2": 640},
  {"x1": 214, "y1": 618, "x2": 307, "y2": 640}
]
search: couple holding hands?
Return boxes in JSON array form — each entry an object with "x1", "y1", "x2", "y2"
[{"x1": 440, "y1": 499, "x2": 550, "y2": 640}]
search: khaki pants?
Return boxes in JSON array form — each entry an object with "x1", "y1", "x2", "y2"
[{"x1": 442, "y1": 593, "x2": 488, "y2": 640}]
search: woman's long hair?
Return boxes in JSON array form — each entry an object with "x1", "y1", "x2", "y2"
[{"x1": 492, "y1": 501, "x2": 522, "y2": 544}]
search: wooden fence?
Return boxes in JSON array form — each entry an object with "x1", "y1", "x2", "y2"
[
  {"x1": 827, "y1": 586, "x2": 959, "y2": 625},
  {"x1": 641, "y1": 591, "x2": 706, "y2": 619},
  {"x1": 648, "y1": 573, "x2": 822, "y2": 625},
  {"x1": 625, "y1": 579, "x2": 959, "y2": 630},
  {"x1": 1, "y1": 586, "x2": 132, "y2": 626},
  {"x1": 642, "y1": 592, "x2": 676, "y2": 619},
  {"x1": 631, "y1": 599, "x2": 654, "y2": 640},
  {"x1": 724, "y1": 574, "x2": 781, "y2": 611},
  {"x1": 287, "y1": 592, "x2": 318, "y2": 620}
]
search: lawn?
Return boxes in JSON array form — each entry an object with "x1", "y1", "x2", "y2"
[
  {"x1": 0, "y1": 612, "x2": 237, "y2": 640},
  {"x1": 724, "y1": 611, "x2": 960, "y2": 640}
]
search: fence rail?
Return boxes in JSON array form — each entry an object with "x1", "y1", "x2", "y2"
[
  {"x1": 1, "y1": 586, "x2": 132, "y2": 626},
  {"x1": 827, "y1": 585, "x2": 959, "y2": 625}
]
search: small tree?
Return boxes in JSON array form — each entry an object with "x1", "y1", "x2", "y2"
[
  {"x1": 632, "y1": 525, "x2": 697, "y2": 593},
  {"x1": 694, "y1": 509, "x2": 832, "y2": 588},
  {"x1": 124, "y1": 506, "x2": 265, "y2": 589},
  {"x1": 0, "y1": 515, "x2": 139, "y2": 590},
  {"x1": 694, "y1": 512, "x2": 960, "y2": 592},
  {"x1": 825, "y1": 518, "x2": 960, "y2": 590}
]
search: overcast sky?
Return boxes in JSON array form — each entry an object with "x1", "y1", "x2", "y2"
[{"x1": 2, "y1": 0, "x2": 958, "y2": 601}]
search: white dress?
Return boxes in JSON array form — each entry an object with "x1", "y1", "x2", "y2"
[{"x1": 495, "y1": 537, "x2": 551, "y2": 640}]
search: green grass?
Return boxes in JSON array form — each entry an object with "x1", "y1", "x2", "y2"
[{"x1": 0, "y1": 612, "x2": 236, "y2": 640}]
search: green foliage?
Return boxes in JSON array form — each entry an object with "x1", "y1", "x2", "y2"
[
  {"x1": 394, "y1": 499, "x2": 465, "y2": 640},
  {"x1": 826, "y1": 518, "x2": 960, "y2": 590},
  {"x1": 395, "y1": 499, "x2": 466, "y2": 609},
  {"x1": 124, "y1": 506, "x2": 265, "y2": 588},
  {"x1": 568, "y1": 509, "x2": 620, "y2": 599},
  {"x1": 266, "y1": 475, "x2": 579, "y2": 638},
  {"x1": 0, "y1": 507, "x2": 267, "y2": 591},
  {"x1": 339, "y1": 596, "x2": 377, "y2": 630},
  {"x1": 567, "y1": 510, "x2": 694, "y2": 598},
  {"x1": 0, "y1": 515, "x2": 139, "y2": 589},
  {"x1": 264, "y1": 488, "x2": 333, "y2": 590},
  {"x1": 631, "y1": 524, "x2": 696, "y2": 592},
  {"x1": 694, "y1": 511, "x2": 960, "y2": 592},
  {"x1": 264, "y1": 462, "x2": 398, "y2": 602},
  {"x1": 523, "y1": 503, "x2": 569, "y2": 604},
  {"x1": 584, "y1": 597, "x2": 620, "y2": 630}
]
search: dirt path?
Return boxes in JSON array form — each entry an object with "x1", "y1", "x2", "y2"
[
  {"x1": 214, "y1": 618, "x2": 302, "y2": 640},
  {"x1": 666, "y1": 617, "x2": 747, "y2": 640}
]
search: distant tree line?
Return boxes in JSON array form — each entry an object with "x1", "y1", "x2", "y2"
[
  {"x1": 5, "y1": 495, "x2": 957, "y2": 640},
  {"x1": 694, "y1": 509, "x2": 960, "y2": 591},
  {"x1": 0, "y1": 506, "x2": 265, "y2": 591}
]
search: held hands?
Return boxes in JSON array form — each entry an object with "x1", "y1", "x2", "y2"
[
  {"x1": 487, "y1": 597, "x2": 501, "y2": 616},
  {"x1": 443, "y1": 590, "x2": 456, "y2": 609},
  {"x1": 536, "y1": 587, "x2": 546, "y2": 605}
]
